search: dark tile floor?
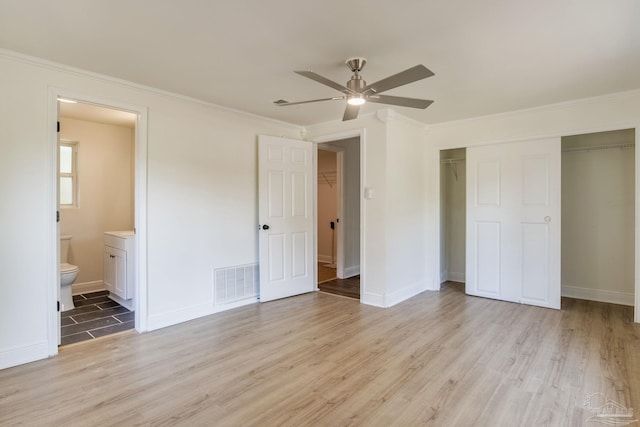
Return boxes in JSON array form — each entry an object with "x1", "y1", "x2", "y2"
[
  {"x1": 61, "y1": 291, "x2": 134, "y2": 346},
  {"x1": 318, "y1": 275, "x2": 360, "y2": 300}
]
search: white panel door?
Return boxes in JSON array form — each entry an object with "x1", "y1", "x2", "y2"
[
  {"x1": 258, "y1": 135, "x2": 314, "y2": 302},
  {"x1": 466, "y1": 138, "x2": 561, "y2": 309}
]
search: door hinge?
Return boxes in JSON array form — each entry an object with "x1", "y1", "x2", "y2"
[
  {"x1": 56, "y1": 211, "x2": 60, "y2": 223},
  {"x1": 57, "y1": 301, "x2": 60, "y2": 312},
  {"x1": 57, "y1": 121, "x2": 60, "y2": 133}
]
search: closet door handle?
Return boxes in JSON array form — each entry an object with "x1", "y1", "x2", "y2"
[{"x1": 544, "y1": 216, "x2": 551, "y2": 223}]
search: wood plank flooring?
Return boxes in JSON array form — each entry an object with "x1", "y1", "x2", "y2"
[{"x1": 1, "y1": 283, "x2": 639, "y2": 426}]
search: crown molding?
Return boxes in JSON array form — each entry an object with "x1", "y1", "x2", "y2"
[
  {"x1": 0, "y1": 48, "x2": 302, "y2": 131},
  {"x1": 428, "y1": 88, "x2": 640, "y2": 130}
]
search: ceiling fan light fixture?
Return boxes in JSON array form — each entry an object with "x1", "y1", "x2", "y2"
[{"x1": 347, "y1": 95, "x2": 365, "y2": 106}]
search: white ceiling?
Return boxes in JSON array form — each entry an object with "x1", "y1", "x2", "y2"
[{"x1": 2, "y1": 0, "x2": 639, "y2": 126}]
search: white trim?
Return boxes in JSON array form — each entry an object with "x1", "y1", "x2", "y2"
[
  {"x1": 0, "y1": 341, "x2": 49, "y2": 370},
  {"x1": 318, "y1": 254, "x2": 333, "y2": 264},
  {"x1": 361, "y1": 292, "x2": 384, "y2": 307},
  {"x1": 147, "y1": 303, "x2": 214, "y2": 331},
  {"x1": 562, "y1": 286, "x2": 634, "y2": 307},
  {"x1": 446, "y1": 272, "x2": 466, "y2": 283},
  {"x1": 376, "y1": 109, "x2": 428, "y2": 129},
  {"x1": 47, "y1": 89, "x2": 60, "y2": 356},
  {"x1": 0, "y1": 48, "x2": 300, "y2": 131},
  {"x1": 344, "y1": 265, "x2": 360, "y2": 278},
  {"x1": 72, "y1": 281, "x2": 105, "y2": 295},
  {"x1": 385, "y1": 280, "x2": 428, "y2": 307},
  {"x1": 636, "y1": 125, "x2": 640, "y2": 322},
  {"x1": 214, "y1": 297, "x2": 259, "y2": 313}
]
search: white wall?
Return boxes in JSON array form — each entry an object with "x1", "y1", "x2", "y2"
[
  {"x1": 562, "y1": 129, "x2": 635, "y2": 305},
  {"x1": 317, "y1": 149, "x2": 337, "y2": 263},
  {"x1": 59, "y1": 117, "x2": 134, "y2": 290},
  {"x1": 384, "y1": 114, "x2": 431, "y2": 305},
  {"x1": 0, "y1": 51, "x2": 300, "y2": 369}
]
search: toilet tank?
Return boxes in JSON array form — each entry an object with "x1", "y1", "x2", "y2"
[{"x1": 60, "y1": 235, "x2": 72, "y2": 263}]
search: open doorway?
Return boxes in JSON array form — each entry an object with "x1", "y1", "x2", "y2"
[
  {"x1": 53, "y1": 96, "x2": 144, "y2": 347},
  {"x1": 440, "y1": 148, "x2": 466, "y2": 293},
  {"x1": 317, "y1": 137, "x2": 361, "y2": 299}
]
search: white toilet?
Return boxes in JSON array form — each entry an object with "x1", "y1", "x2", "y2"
[{"x1": 60, "y1": 235, "x2": 80, "y2": 311}]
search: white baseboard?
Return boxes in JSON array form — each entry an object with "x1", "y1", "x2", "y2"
[
  {"x1": 72, "y1": 280, "x2": 105, "y2": 295},
  {"x1": 147, "y1": 302, "x2": 215, "y2": 331},
  {"x1": 344, "y1": 265, "x2": 360, "y2": 278},
  {"x1": 318, "y1": 255, "x2": 333, "y2": 264},
  {"x1": 361, "y1": 291, "x2": 385, "y2": 307},
  {"x1": 447, "y1": 272, "x2": 466, "y2": 283},
  {"x1": 385, "y1": 280, "x2": 428, "y2": 307},
  {"x1": 440, "y1": 270, "x2": 447, "y2": 284},
  {"x1": 0, "y1": 340, "x2": 49, "y2": 370},
  {"x1": 214, "y1": 297, "x2": 258, "y2": 312},
  {"x1": 562, "y1": 285, "x2": 634, "y2": 306}
]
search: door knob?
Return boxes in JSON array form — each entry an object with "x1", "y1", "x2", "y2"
[{"x1": 262, "y1": 224, "x2": 270, "y2": 230}]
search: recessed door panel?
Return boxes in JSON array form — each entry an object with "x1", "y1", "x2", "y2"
[
  {"x1": 268, "y1": 234, "x2": 285, "y2": 282},
  {"x1": 521, "y1": 222, "x2": 549, "y2": 303},
  {"x1": 291, "y1": 232, "x2": 308, "y2": 278},
  {"x1": 475, "y1": 221, "x2": 500, "y2": 296}
]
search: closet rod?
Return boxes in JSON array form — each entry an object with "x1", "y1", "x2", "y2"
[
  {"x1": 562, "y1": 143, "x2": 635, "y2": 153},
  {"x1": 440, "y1": 158, "x2": 465, "y2": 164}
]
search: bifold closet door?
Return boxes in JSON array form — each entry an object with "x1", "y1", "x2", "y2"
[{"x1": 466, "y1": 137, "x2": 561, "y2": 309}]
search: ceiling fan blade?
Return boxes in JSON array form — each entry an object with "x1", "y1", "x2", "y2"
[
  {"x1": 295, "y1": 70, "x2": 354, "y2": 94},
  {"x1": 362, "y1": 65, "x2": 434, "y2": 95},
  {"x1": 274, "y1": 97, "x2": 342, "y2": 107},
  {"x1": 342, "y1": 104, "x2": 360, "y2": 121},
  {"x1": 367, "y1": 94, "x2": 434, "y2": 109}
]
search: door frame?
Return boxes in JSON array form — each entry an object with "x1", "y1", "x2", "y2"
[
  {"x1": 312, "y1": 129, "x2": 365, "y2": 300},
  {"x1": 47, "y1": 88, "x2": 149, "y2": 355},
  {"x1": 434, "y1": 123, "x2": 640, "y2": 323},
  {"x1": 316, "y1": 143, "x2": 345, "y2": 279}
]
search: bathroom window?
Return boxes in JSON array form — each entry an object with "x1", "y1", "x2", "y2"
[{"x1": 59, "y1": 141, "x2": 78, "y2": 207}]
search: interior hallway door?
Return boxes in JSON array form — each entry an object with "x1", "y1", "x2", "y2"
[
  {"x1": 466, "y1": 137, "x2": 561, "y2": 309},
  {"x1": 258, "y1": 135, "x2": 314, "y2": 302}
]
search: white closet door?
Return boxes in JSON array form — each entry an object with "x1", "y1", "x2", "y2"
[{"x1": 466, "y1": 137, "x2": 561, "y2": 309}]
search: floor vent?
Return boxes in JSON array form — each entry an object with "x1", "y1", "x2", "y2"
[{"x1": 214, "y1": 263, "x2": 259, "y2": 306}]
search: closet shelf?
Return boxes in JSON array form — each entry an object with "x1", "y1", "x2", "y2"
[{"x1": 562, "y1": 143, "x2": 635, "y2": 153}]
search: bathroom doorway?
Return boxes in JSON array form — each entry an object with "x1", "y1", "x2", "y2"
[{"x1": 50, "y1": 93, "x2": 148, "y2": 350}]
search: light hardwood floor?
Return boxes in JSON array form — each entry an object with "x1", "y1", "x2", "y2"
[{"x1": 1, "y1": 283, "x2": 639, "y2": 426}]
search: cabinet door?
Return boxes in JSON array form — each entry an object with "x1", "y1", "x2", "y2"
[
  {"x1": 104, "y1": 249, "x2": 116, "y2": 293},
  {"x1": 104, "y1": 246, "x2": 127, "y2": 298}
]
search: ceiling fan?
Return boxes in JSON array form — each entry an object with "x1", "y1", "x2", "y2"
[{"x1": 275, "y1": 57, "x2": 434, "y2": 121}]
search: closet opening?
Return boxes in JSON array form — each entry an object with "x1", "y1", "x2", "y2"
[
  {"x1": 440, "y1": 148, "x2": 466, "y2": 292},
  {"x1": 561, "y1": 129, "x2": 636, "y2": 307}
]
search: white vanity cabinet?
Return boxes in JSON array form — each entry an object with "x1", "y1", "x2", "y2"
[{"x1": 104, "y1": 231, "x2": 135, "y2": 304}]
